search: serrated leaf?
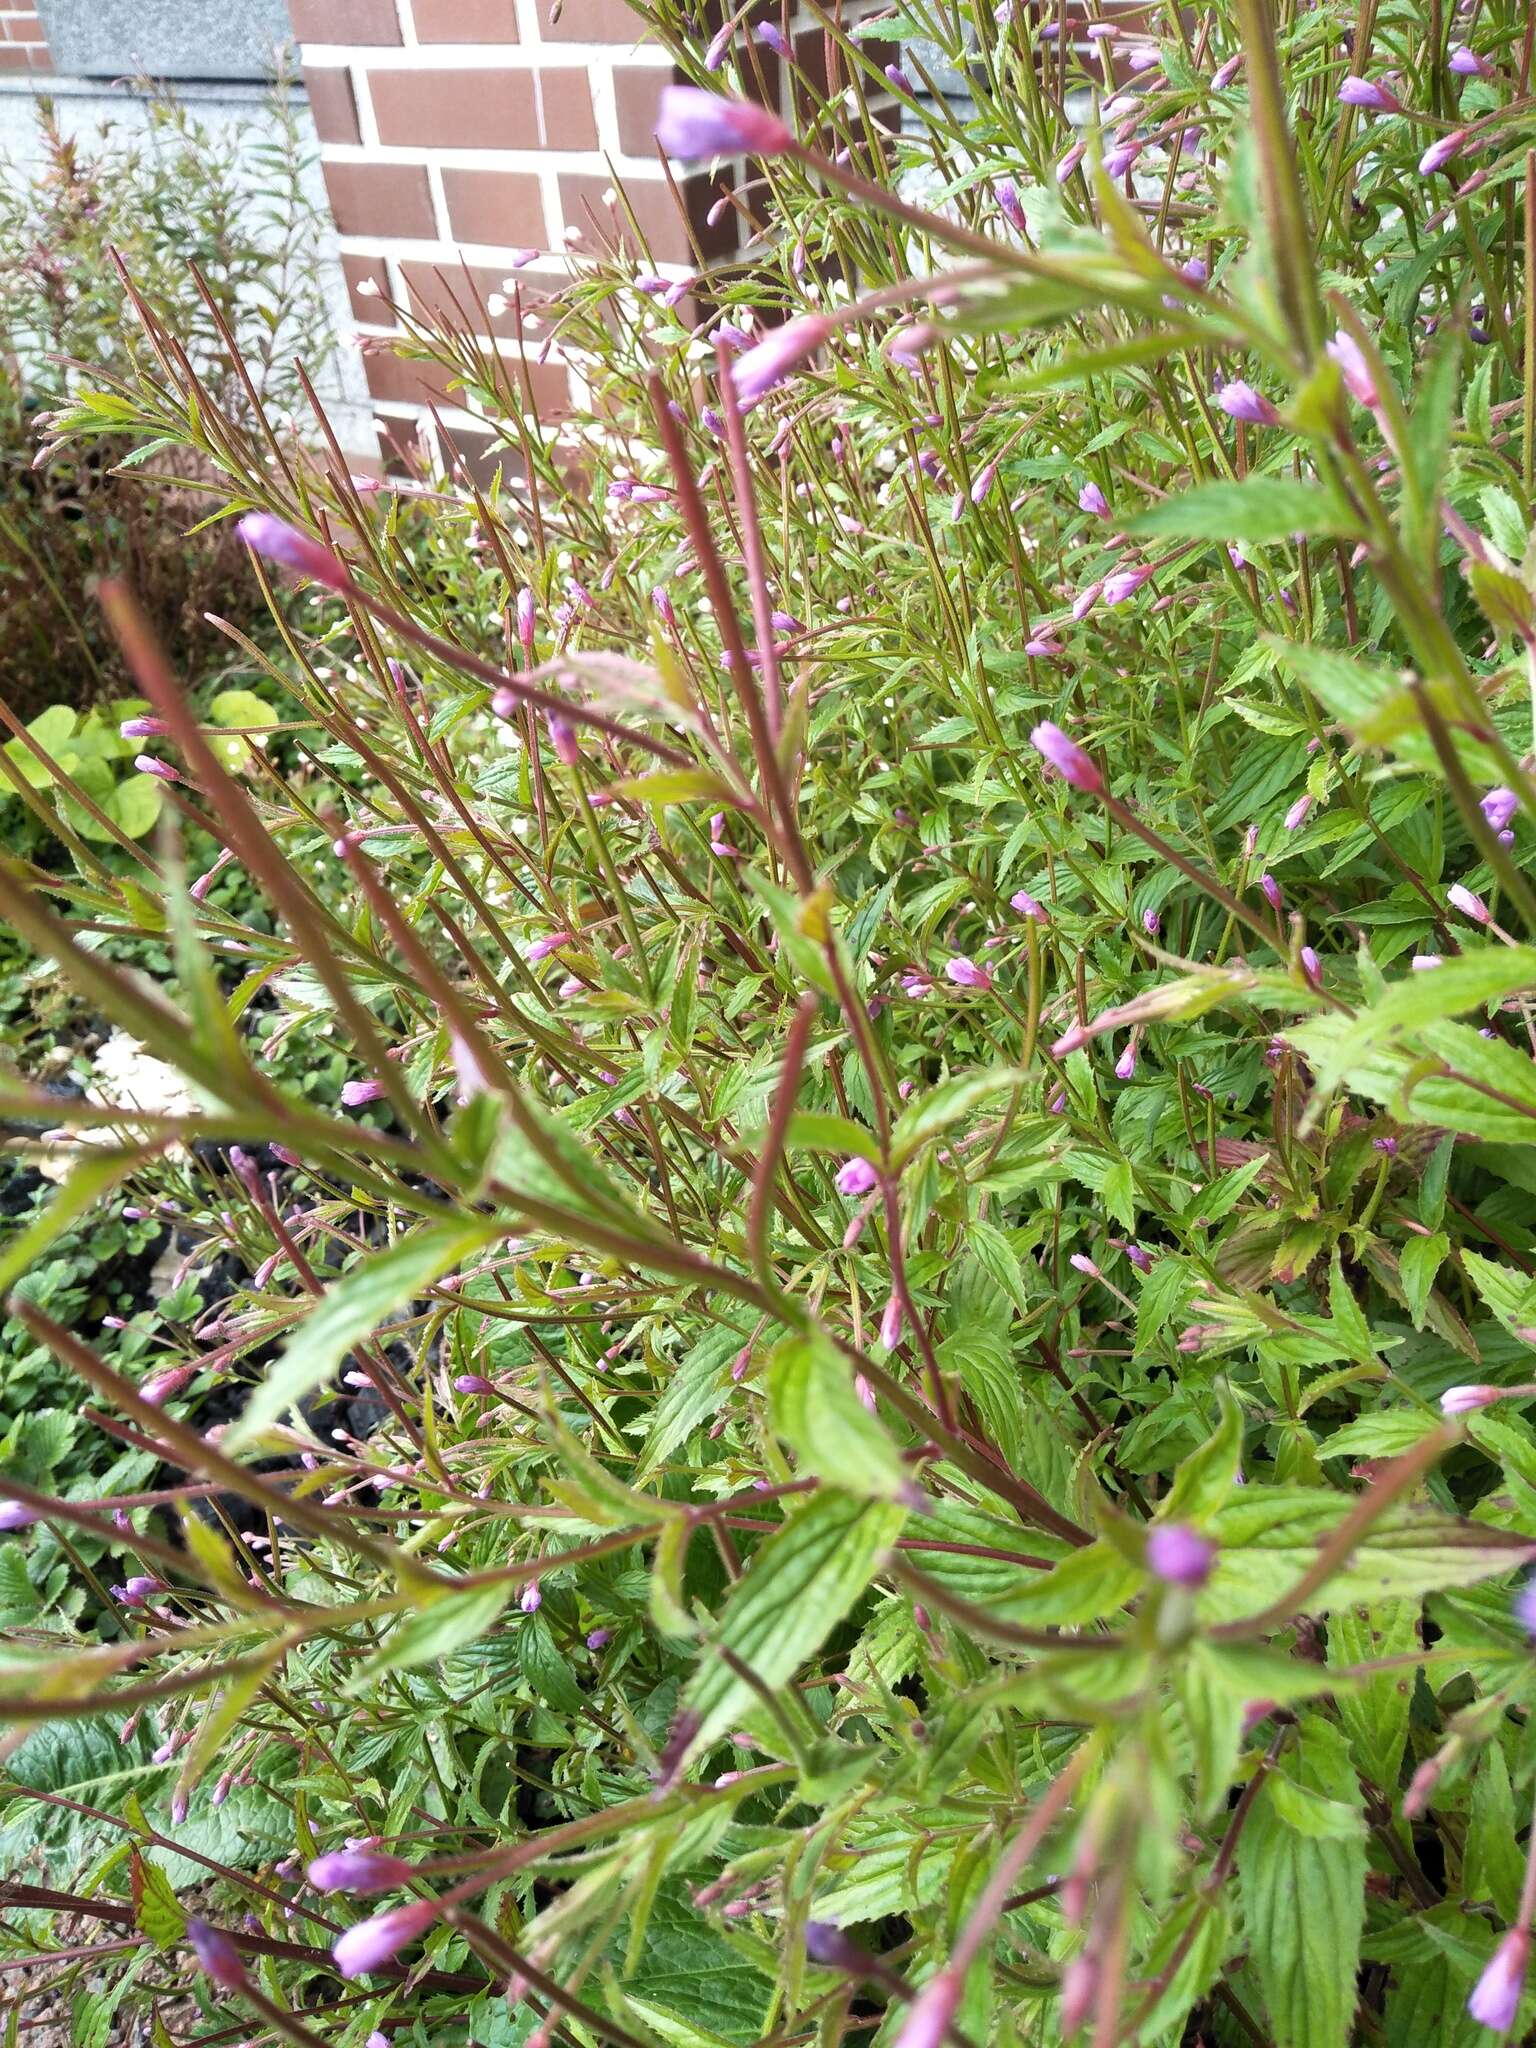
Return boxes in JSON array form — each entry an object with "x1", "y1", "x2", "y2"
[
  {"x1": 130, "y1": 1851, "x2": 185, "y2": 1950},
  {"x1": 1237, "y1": 1717, "x2": 1366, "y2": 2048},
  {"x1": 767, "y1": 1333, "x2": 909, "y2": 1500},
  {"x1": 681, "y1": 1491, "x2": 906, "y2": 1757}
]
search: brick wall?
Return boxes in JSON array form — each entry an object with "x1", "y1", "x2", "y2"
[
  {"x1": 288, "y1": 0, "x2": 740, "y2": 478},
  {"x1": 0, "y1": 2, "x2": 49, "y2": 71}
]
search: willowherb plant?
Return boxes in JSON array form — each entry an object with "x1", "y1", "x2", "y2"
[{"x1": 3, "y1": 1, "x2": 1536, "y2": 2043}]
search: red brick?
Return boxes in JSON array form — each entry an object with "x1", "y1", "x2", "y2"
[
  {"x1": 536, "y1": 68, "x2": 597, "y2": 150},
  {"x1": 342, "y1": 251, "x2": 394, "y2": 322},
  {"x1": 364, "y1": 343, "x2": 566, "y2": 418},
  {"x1": 399, "y1": 259, "x2": 559, "y2": 342},
  {"x1": 323, "y1": 160, "x2": 437, "y2": 240},
  {"x1": 410, "y1": 0, "x2": 519, "y2": 38},
  {"x1": 539, "y1": 0, "x2": 642, "y2": 40},
  {"x1": 289, "y1": 0, "x2": 402, "y2": 43},
  {"x1": 363, "y1": 349, "x2": 466, "y2": 410},
  {"x1": 0, "y1": 44, "x2": 29, "y2": 66},
  {"x1": 303, "y1": 65, "x2": 361, "y2": 145},
  {"x1": 440, "y1": 168, "x2": 546, "y2": 247},
  {"x1": 440, "y1": 425, "x2": 526, "y2": 492},
  {"x1": 613, "y1": 64, "x2": 671, "y2": 157},
  {"x1": 6, "y1": 17, "x2": 46, "y2": 41},
  {"x1": 559, "y1": 169, "x2": 720, "y2": 267},
  {"x1": 369, "y1": 67, "x2": 537, "y2": 149}
]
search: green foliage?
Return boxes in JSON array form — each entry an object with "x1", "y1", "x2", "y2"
[{"x1": 4, "y1": 2, "x2": 1536, "y2": 2045}]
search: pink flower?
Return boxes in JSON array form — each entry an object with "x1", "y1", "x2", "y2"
[
  {"x1": 1025, "y1": 634, "x2": 1064, "y2": 657},
  {"x1": 1449, "y1": 45, "x2": 1493, "y2": 77},
  {"x1": 945, "y1": 956, "x2": 992, "y2": 991},
  {"x1": 1419, "y1": 130, "x2": 1467, "y2": 176},
  {"x1": 1283, "y1": 794, "x2": 1312, "y2": 831},
  {"x1": 970, "y1": 462, "x2": 998, "y2": 505},
  {"x1": 1483, "y1": 787, "x2": 1519, "y2": 833},
  {"x1": 879, "y1": 1294, "x2": 904, "y2": 1351},
  {"x1": 1103, "y1": 565, "x2": 1154, "y2": 605},
  {"x1": 995, "y1": 177, "x2": 1027, "y2": 231},
  {"x1": 892, "y1": 1968, "x2": 963, "y2": 2048},
  {"x1": 0, "y1": 1500, "x2": 39, "y2": 1532},
  {"x1": 1115, "y1": 1042, "x2": 1137, "y2": 1081},
  {"x1": 1070, "y1": 579, "x2": 1103, "y2": 620},
  {"x1": 139, "y1": 1364, "x2": 197, "y2": 1406},
  {"x1": 135, "y1": 755, "x2": 180, "y2": 783},
  {"x1": 120, "y1": 716, "x2": 168, "y2": 739},
  {"x1": 1078, "y1": 481, "x2": 1109, "y2": 517},
  {"x1": 654, "y1": 87, "x2": 792, "y2": 161},
  {"x1": 333, "y1": 1899, "x2": 441, "y2": 1980},
  {"x1": 1412, "y1": 954, "x2": 1443, "y2": 971},
  {"x1": 308, "y1": 1849, "x2": 416, "y2": 1896},
  {"x1": 526, "y1": 931, "x2": 574, "y2": 963},
  {"x1": 546, "y1": 712, "x2": 580, "y2": 766},
  {"x1": 1337, "y1": 76, "x2": 1401, "y2": 112},
  {"x1": 454, "y1": 1374, "x2": 494, "y2": 1395},
  {"x1": 237, "y1": 514, "x2": 351, "y2": 592},
  {"x1": 1448, "y1": 883, "x2": 1490, "y2": 925},
  {"x1": 1145, "y1": 1522, "x2": 1215, "y2": 1588},
  {"x1": 520, "y1": 1582, "x2": 543, "y2": 1613},
  {"x1": 1300, "y1": 944, "x2": 1323, "y2": 989},
  {"x1": 1440, "y1": 1384, "x2": 1504, "y2": 1415},
  {"x1": 1031, "y1": 721, "x2": 1103, "y2": 794},
  {"x1": 341, "y1": 1079, "x2": 387, "y2": 1108},
  {"x1": 756, "y1": 22, "x2": 788, "y2": 55},
  {"x1": 1326, "y1": 331, "x2": 1379, "y2": 408},
  {"x1": 836, "y1": 1157, "x2": 879, "y2": 1196},
  {"x1": 730, "y1": 315, "x2": 833, "y2": 407},
  {"x1": 886, "y1": 324, "x2": 935, "y2": 367},
  {"x1": 1468, "y1": 1929, "x2": 1528, "y2": 2031},
  {"x1": 188, "y1": 1918, "x2": 248, "y2": 1991},
  {"x1": 1259, "y1": 873, "x2": 1283, "y2": 911},
  {"x1": 516, "y1": 586, "x2": 537, "y2": 660},
  {"x1": 1215, "y1": 380, "x2": 1279, "y2": 426},
  {"x1": 1010, "y1": 889, "x2": 1047, "y2": 921},
  {"x1": 1055, "y1": 139, "x2": 1087, "y2": 183},
  {"x1": 1210, "y1": 54, "x2": 1242, "y2": 89}
]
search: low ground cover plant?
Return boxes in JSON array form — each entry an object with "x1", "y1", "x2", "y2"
[{"x1": 3, "y1": 1, "x2": 1536, "y2": 2043}]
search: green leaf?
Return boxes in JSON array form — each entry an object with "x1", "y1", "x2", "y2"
[
  {"x1": 365, "y1": 1583, "x2": 512, "y2": 1675},
  {"x1": 1461, "y1": 1250, "x2": 1536, "y2": 1340},
  {"x1": 1129, "y1": 477, "x2": 1353, "y2": 543},
  {"x1": 226, "y1": 1219, "x2": 495, "y2": 1448},
  {"x1": 130, "y1": 1851, "x2": 185, "y2": 1950},
  {"x1": 890, "y1": 1067, "x2": 1026, "y2": 1165},
  {"x1": 781, "y1": 1111, "x2": 876, "y2": 1158},
  {"x1": 1237, "y1": 1716, "x2": 1366, "y2": 2048},
  {"x1": 767, "y1": 1332, "x2": 909, "y2": 1500},
  {"x1": 1201, "y1": 1490, "x2": 1533, "y2": 1622},
  {"x1": 636, "y1": 1327, "x2": 743, "y2": 1483},
  {"x1": 1400, "y1": 1233, "x2": 1449, "y2": 1329},
  {"x1": 519, "y1": 1608, "x2": 585, "y2": 1714},
  {"x1": 206, "y1": 689, "x2": 278, "y2": 773},
  {"x1": 1162, "y1": 1384, "x2": 1244, "y2": 1521},
  {"x1": 681, "y1": 1491, "x2": 907, "y2": 1756}
]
